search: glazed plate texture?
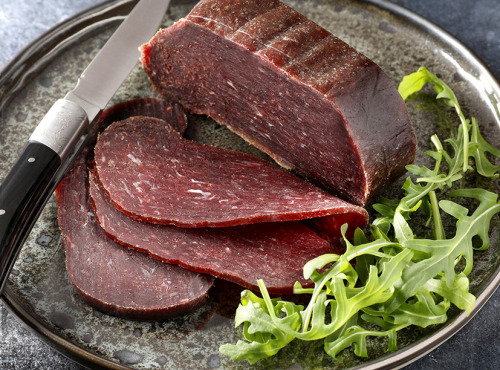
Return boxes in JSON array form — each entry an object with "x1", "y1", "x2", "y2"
[{"x1": 0, "y1": 0, "x2": 499, "y2": 368}]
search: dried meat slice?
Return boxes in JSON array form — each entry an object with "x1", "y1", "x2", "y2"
[
  {"x1": 55, "y1": 99, "x2": 210, "y2": 320},
  {"x1": 87, "y1": 97, "x2": 187, "y2": 146},
  {"x1": 89, "y1": 169, "x2": 336, "y2": 294},
  {"x1": 97, "y1": 97, "x2": 188, "y2": 135},
  {"x1": 140, "y1": 0, "x2": 417, "y2": 206},
  {"x1": 56, "y1": 151, "x2": 213, "y2": 320},
  {"x1": 93, "y1": 116, "x2": 368, "y2": 241}
]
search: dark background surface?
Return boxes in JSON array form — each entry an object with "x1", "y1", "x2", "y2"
[{"x1": 0, "y1": 0, "x2": 499, "y2": 369}]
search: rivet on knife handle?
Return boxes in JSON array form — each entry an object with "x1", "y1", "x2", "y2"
[
  {"x1": 0, "y1": 99, "x2": 90, "y2": 292},
  {"x1": 0, "y1": 142, "x2": 61, "y2": 292}
]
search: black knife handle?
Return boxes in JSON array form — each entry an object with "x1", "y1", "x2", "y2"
[{"x1": 0, "y1": 142, "x2": 61, "y2": 291}]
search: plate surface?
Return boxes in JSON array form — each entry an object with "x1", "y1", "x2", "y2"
[{"x1": 1, "y1": 0, "x2": 499, "y2": 369}]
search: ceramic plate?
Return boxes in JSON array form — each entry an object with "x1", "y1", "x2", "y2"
[{"x1": 1, "y1": 0, "x2": 499, "y2": 368}]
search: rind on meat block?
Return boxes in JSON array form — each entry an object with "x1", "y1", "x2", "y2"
[
  {"x1": 89, "y1": 169, "x2": 339, "y2": 294},
  {"x1": 140, "y1": 0, "x2": 417, "y2": 206},
  {"x1": 93, "y1": 116, "x2": 368, "y2": 242}
]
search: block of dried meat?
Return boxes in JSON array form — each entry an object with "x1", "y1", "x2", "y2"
[{"x1": 140, "y1": 0, "x2": 417, "y2": 205}]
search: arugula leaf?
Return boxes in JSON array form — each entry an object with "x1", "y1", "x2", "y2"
[
  {"x1": 364, "y1": 287, "x2": 450, "y2": 328},
  {"x1": 399, "y1": 66, "x2": 471, "y2": 172},
  {"x1": 220, "y1": 67, "x2": 500, "y2": 365},
  {"x1": 469, "y1": 117, "x2": 500, "y2": 177},
  {"x1": 219, "y1": 289, "x2": 302, "y2": 364},
  {"x1": 424, "y1": 273, "x2": 476, "y2": 314},
  {"x1": 399, "y1": 66, "x2": 500, "y2": 177},
  {"x1": 382, "y1": 188, "x2": 499, "y2": 313},
  {"x1": 324, "y1": 321, "x2": 399, "y2": 360}
]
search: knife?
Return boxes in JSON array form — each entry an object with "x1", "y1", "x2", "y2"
[{"x1": 0, "y1": 0, "x2": 171, "y2": 292}]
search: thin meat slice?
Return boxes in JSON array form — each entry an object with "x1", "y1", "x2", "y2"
[
  {"x1": 89, "y1": 169, "x2": 336, "y2": 294},
  {"x1": 88, "y1": 97, "x2": 187, "y2": 145},
  {"x1": 97, "y1": 97, "x2": 188, "y2": 135},
  {"x1": 94, "y1": 116, "x2": 368, "y2": 242},
  {"x1": 140, "y1": 0, "x2": 417, "y2": 206},
  {"x1": 55, "y1": 99, "x2": 210, "y2": 320},
  {"x1": 56, "y1": 152, "x2": 213, "y2": 320}
]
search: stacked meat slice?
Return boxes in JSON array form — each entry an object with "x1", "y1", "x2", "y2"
[{"x1": 55, "y1": 99, "x2": 213, "y2": 320}]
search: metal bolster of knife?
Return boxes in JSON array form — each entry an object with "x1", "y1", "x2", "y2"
[{"x1": 28, "y1": 99, "x2": 91, "y2": 162}]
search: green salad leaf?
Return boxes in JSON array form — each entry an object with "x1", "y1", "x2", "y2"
[
  {"x1": 219, "y1": 67, "x2": 500, "y2": 364},
  {"x1": 324, "y1": 317, "x2": 399, "y2": 360},
  {"x1": 219, "y1": 288, "x2": 301, "y2": 364}
]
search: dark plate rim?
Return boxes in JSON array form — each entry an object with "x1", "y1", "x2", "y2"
[{"x1": 1, "y1": 0, "x2": 499, "y2": 369}]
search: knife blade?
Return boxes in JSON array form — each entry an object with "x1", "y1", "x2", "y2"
[{"x1": 0, "y1": 0, "x2": 171, "y2": 292}]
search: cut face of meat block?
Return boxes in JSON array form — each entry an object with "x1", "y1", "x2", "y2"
[
  {"x1": 140, "y1": 0, "x2": 417, "y2": 205},
  {"x1": 93, "y1": 116, "x2": 368, "y2": 242},
  {"x1": 89, "y1": 169, "x2": 337, "y2": 294}
]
